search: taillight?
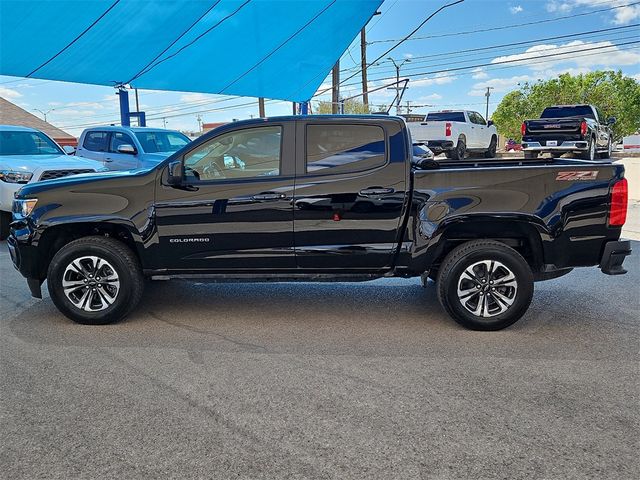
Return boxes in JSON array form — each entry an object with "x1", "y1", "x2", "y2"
[
  {"x1": 609, "y1": 178, "x2": 628, "y2": 226},
  {"x1": 580, "y1": 120, "x2": 587, "y2": 136},
  {"x1": 445, "y1": 122, "x2": 452, "y2": 137},
  {"x1": 520, "y1": 122, "x2": 526, "y2": 136}
]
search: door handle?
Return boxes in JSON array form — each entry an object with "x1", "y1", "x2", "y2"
[
  {"x1": 252, "y1": 192, "x2": 286, "y2": 201},
  {"x1": 104, "y1": 158, "x2": 113, "y2": 162},
  {"x1": 359, "y1": 187, "x2": 395, "y2": 196}
]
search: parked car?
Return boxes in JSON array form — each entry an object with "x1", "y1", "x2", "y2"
[
  {"x1": 505, "y1": 139, "x2": 522, "y2": 152},
  {"x1": 521, "y1": 104, "x2": 615, "y2": 160},
  {"x1": 407, "y1": 110, "x2": 498, "y2": 159},
  {"x1": 0, "y1": 125, "x2": 104, "y2": 239},
  {"x1": 8, "y1": 116, "x2": 630, "y2": 331},
  {"x1": 76, "y1": 126, "x2": 190, "y2": 170}
]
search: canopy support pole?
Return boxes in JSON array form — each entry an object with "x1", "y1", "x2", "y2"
[{"x1": 117, "y1": 87, "x2": 130, "y2": 127}]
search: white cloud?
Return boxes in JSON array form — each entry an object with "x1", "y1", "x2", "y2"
[
  {"x1": 416, "y1": 93, "x2": 443, "y2": 101},
  {"x1": 510, "y1": 5, "x2": 523, "y2": 14},
  {"x1": 468, "y1": 75, "x2": 533, "y2": 96},
  {"x1": 472, "y1": 67, "x2": 489, "y2": 80},
  {"x1": 545, "y1": 0, "x2": 640, "y2": 24},
  {"x1": 180, "y1": 92, "x2": 218, "y2": 103},
  {"x1": 403, "y1": 53, "x2": 414, "y2": 59},
  {"x1": 0, "y1": 86, "x2": 22, "y2": 99},
  {"x1": 630, "y1": 73, "x2": 640, "y2": 81},
  {"x1": 491, "y1": 40, "x2": 640, "y2": 72},
  {"x1": 410, "y1": 72, "x2": 457, "y2": 87}
]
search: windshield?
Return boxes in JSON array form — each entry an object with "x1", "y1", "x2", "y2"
[
  {"x1": 541, "y1": 106, "x2": 595, "y2": 119},
  {"x1": 0, "y1": 130, "x2": 63, "y2": 155},
  {"x1": 134, "y1": 131, "x2": 189, "y2": 153},
  {"x1": 426, "y1": 112, "x2": 466, "y2": 122}
]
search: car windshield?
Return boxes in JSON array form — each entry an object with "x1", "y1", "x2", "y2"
[
  {"x1": 134, "y1": 131, "x2": 190, "y2": 153},
  {"x1": 0, "y1": 130, "x2": 63, "y2": 155},
  {"x1": 541, "y1": 106, "x2": 595, "y2": 119},
  {"x1": 426, "y1": 112, "x2": 466, "y2": 122}
]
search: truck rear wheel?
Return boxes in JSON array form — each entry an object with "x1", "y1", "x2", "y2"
[
  {"x1": 580, "y1": 137, "x2": 596, "y2": 160},
  {"x1": 47, "y1": 236, "x2": 144, "y2": 325},
  {"x1": 436, "y1": 240, "x2": 534, "y2": 330},
  {"x1": 446, "y1": 137, "x2": 466, "y2": 160},
  {"x1": 484, "y1": 136, "x2": 497, "y2": 158}
]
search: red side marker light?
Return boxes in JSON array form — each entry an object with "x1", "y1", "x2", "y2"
[{"x1": 333, "y1": 212, "x2": 341, "y2": 221}]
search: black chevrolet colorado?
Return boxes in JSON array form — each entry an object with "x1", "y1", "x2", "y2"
[
  {"x1": 7, "y1": 115, "x2": 631, "y2": 330},
  {"x1": 521, "y1": 104, "x2": 615, "y2": 160}
]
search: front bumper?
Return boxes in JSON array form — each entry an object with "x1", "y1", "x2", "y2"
[
  {"x1": 7, "y1": 220, "x2": 43, "y2": 297},
  {"x1": 522, "y1": 141, "x2": 588, "y2": 151},
  {"x1": 599, "y1": 240, "x2": 631, "y2": 275}
]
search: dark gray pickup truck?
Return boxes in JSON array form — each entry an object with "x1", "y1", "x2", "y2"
[
  {"x1": 8, "y1": 115, "x2": 631, "y2": 330},
  {"x1": 522, "y1": 104, "x2": 615, "y2": 160}
]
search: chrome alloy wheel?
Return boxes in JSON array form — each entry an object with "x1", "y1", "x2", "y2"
[
  {"x1": 62, "y1": 256, "x2": 120, "y2": 312},
  {"x1": 456, "y1": 260, "x2": 518, "y2": 318}
]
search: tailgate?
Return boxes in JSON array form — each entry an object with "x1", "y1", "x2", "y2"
[
  {"x1": 526, "y1": 117, "x2": 581, "y2": 134},
  {"x1": 408, "y1": 121, "x2": 449, "y2": 142}
]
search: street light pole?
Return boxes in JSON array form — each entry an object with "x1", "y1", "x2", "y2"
[
  {"x1": 485, "y1": 86, "x2": 494, "y2": 120},
  {"x1": 34, "y1": 108, "x2": 55, "y2": 122},
  {"x1": 386, "y1": 57, "x2": 411, "y2": 115}
]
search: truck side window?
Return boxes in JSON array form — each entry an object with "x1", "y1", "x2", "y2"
[
  {"x1": 109, "y1": 132, "x2": 135, "y2": 153},
  {"x1": 306, "y1": 125, "x2": 386, "y2": 174},
  {"x1": 472, "y1": 112, "x2": 487, "y2": 125},
  {"x1": 184, "y1": 126, "x2": 281, "y2": 182},
  {"x1": 83, "y1": 131, "x2": 108, "y2": 152}
]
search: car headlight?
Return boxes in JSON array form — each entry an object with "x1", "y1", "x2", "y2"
[
  {"x1": 12, "y1": 198, "x2": 38, "y2": 217},
  {"x1": 0, "y1": 170, "x2": 33, "y2": 183}
]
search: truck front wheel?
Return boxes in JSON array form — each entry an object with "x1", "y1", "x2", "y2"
[
  {"x1": 47, "y1": 236, "x2": 144, "y2": 325},
  {"x1": 436, "y1": 240, "x2": 534, "y2": 330}
]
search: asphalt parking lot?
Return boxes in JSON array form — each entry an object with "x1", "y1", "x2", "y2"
[
  {"x1": 2, "y1": 157, "x2": 639, "y2": 479},
  {"x1": 1, "y1": 236, "x2": 638, "y2": 479}
]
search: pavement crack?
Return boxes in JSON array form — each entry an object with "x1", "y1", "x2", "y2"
[{"x1": 147, "y1": 311, "x2": 268, "y2": 352}]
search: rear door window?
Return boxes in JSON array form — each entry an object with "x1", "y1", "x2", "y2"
[
  {"x1": 83, "y1": 131, "x2": 109, "y2": 152},
  {"x1": 305, "y1": 124, "x2": 386, "y2": 175}
]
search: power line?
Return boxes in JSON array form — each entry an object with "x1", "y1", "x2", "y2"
[
  {"x1": 318, "y1": 41, "x2": 640, "y2": 95},
  {"x1": 367, "y1": 1, "x2": 640, "y2": 45}
]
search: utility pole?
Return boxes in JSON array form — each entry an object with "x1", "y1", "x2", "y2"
[
  {"x1": 162, "y1": 117, "x2": 167, "y2": 128},
  {"x1": 405, "y1": 101, "x2": 412, "y2": 114},
  {"x1": 258, "y1": 97, "x2": 265, "y2": 118},
  {"x1": 386, "y1": 57, "x2": 411, "y2": 115},
  {"x1": 196, "y1": 114, "x2": 202, "y2": 133},
  {"x1": 134, "y1": 88, "x2": 140, "y2": 113},
  {"x1": 360, "y1": 28, "x2": 368, "y2": 108},
  {"x1": 485, "y1": 86, "x2": 494, "y2": 120},
  {"x1": 33, "y1": 108, "x2": 55, "y2": 122},
  {"x1": 332, "y1": 61, "x2": 340, "y2": 114}
]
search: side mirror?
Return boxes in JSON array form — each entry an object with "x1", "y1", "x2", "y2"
[
  {"x1": 487, "y1": 120, "x2": 494, "y2": 127},
  {"x1": 167, "y1": 160, "x2": 183, "y2": 186},
  {"x1": 117, "y1": 144, "x2": 137, "y2": 155},
  {"x1": 608, "y1": 116, "x2": 616, "y2": 125},
  {"x1": 63, "y1": 145, "x2": 76, "y2": 155}
]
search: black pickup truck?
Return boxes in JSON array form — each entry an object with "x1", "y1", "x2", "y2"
[
  {"x1": 7, "y1": 115, "x2": 631, "y2": 330},
  {"x1": 522, "y1": 104, "x2": 615, "y2": 160}
]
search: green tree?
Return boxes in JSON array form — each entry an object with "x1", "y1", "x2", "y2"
[
  {"x1": 492, "y1": 71, "x2": 640, "y2": 141},
  {"x1": 314, "y1": 98, "x2": 375, "y2": 114}
]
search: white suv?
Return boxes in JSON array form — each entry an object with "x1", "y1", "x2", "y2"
[{"x1": 0, "y1": 125, "x2": 104, "y2": 239}]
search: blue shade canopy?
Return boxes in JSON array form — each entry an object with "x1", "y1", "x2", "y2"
[{"x1": 0, "y1": 0, "x2": 382, "y2": 102}]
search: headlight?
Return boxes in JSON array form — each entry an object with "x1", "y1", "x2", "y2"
[
  {"x1": 0, "y1": 170, "x2": 33, "y2": 183},
  {"x1": 12, "y1": 198, "x2": 38, "y2": 217}
]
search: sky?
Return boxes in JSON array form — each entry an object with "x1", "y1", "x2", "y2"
[{"x1": 1, "y1": 0, "x2": 639, "y2": 137}]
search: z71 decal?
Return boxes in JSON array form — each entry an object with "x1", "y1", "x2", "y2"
[{"x1": 556, "y1": 171, "x2": 599, "y2": 181}]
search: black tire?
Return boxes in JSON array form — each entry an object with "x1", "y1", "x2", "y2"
[
  {"x1": 436, "y1": 240, "x2": 534, "y2": 331},
  {"x1": 47, "y1": 236, "x2": 144, "y2": 325},
  {"x1": 0, "y1": 211, "x2": 11, "y2": 240},
  {"x1": 523, "y1": 151, "x2": 538, "y2": 160},
  {"x1": 484, "y1": 135, "x2": 497, "y2": 158},
  {"x1": 446, "y1": 137, "x2": 466, "y2": 160},
  {"x1": 580, "y1": 136, "x2": 596, "y2": 161}
]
